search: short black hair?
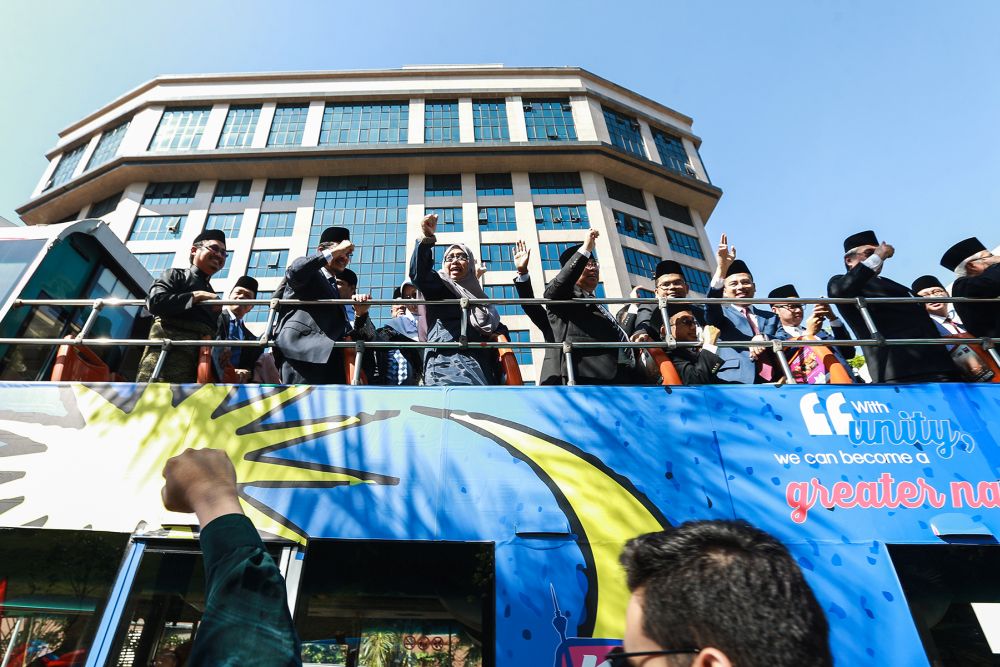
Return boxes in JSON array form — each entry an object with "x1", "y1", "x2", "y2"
[{"x1": 620, "y1": 520, "x2": 831, "y2": 667}]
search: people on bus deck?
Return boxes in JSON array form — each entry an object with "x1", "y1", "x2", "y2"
[
  {"x1": 410, "y1": 213, "x2": 509, "y2": 386},
  {"x1": 272, "y1": 226, "x2": 373, "y2": 385},
  {"x1": 613, "y1": 520, "x2": 832, "y2": 667},
  {"x1": 911, "y1": 275, "x2": 968, "y2": 336},
  {"x1": 512, "y1": 240, "x2": 554, "y2": 342},
  {"x1": 768, "y1": 284, "x2": 856, "y2": 360},
  {"x1": 704, "y1": 234, "x2": 780, "y2": 384},
  {"x1": 363, "y1": 282, "x2": 424, "y2": 386},
  {"x1": 634, "y1": 259, "x2": 703, "y2": 340},
  {"x1": 539, "y1": 229, "x2": 641, "y2": 385},
  {"x1": 658, "y1": 303, "x2": 727, "y2": 385},
  {"x1": 160, "y1": 448, "x2": 302, "y2": 666},
  {"x1": 136, "y1": 229, "x2": 227, "y2": 383},
  {"x1": 215, "y1": 275, "x2": 264, "y2": 383},
  {"x1": 828, "y1": 230, "x2": 959, "y2": 383},
  {"x1": 941, "y1": 236, "x2": 1000, "y2": 340}
]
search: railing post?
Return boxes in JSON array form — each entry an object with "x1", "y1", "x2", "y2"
[
  {"x1": 459, "y1": 297, "x2": 469, "y2": 346},
  {"x1": 982, "y1": 338, "x2": 1000, "y2": 368},
  {"x1": 658, "y1": 296, "x2": 677, "y2": 349},
  {"x1": 856, "y1": 297, "x2": 885, "y2": 346},
  {"x1": 75, "y1": 298, "x2": 105, "y2": 342},
  {"x1": 149, "y1": 339, "x2": 170, "y2": 382},
  {"x1": 772, "y1": 339, "x2": 795, "y2": 384},
  {"x1": 262, "y1": 296, "x2": 282, "y2": 343},
  {"x1": 352, "y1": 340, "x2": 364, "y2": 386},
  {"x1": 563, "y1": 340, "x2": 576, "y2": 386}
]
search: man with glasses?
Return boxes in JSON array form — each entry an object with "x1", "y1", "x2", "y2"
[
  {"x1": 769, "y1": 284, "x2": 855, "y2": 359},
  {"x1": 941, "y1": 237, "x2": 1000, "y2": 340},
  {"x1": 634, "y1": 260, "x2": 701, "y2": 341},
  {"x1": 828, "y1": 230, "x2": 958, "y2": 383},
  {"x1": 911, "y1": 275, "x2": 968, "y2": 335},
  {"x1": 661, "y1": 304, "x2": 725, "y2": 385},
  {"x1": 609, "y1": 520, "x2": 832, "y2": 667},
  {"x1": 137, "y1": 229, "x2": 228, "y2": 383},
  {"x1": 539, "y1": 229, "x2": 641, "y2": 385}
]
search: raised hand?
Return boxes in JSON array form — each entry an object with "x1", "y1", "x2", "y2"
[
  {"x1": 702, "y1": 324, "x2": 721, "y2": 346},
  {"x1": 353, "y1": 293, "x2": 371, "y2": 316},
  {"x1": 514, "y1": 240, "x2": 531, "y2": 275},
  {"x1": 717, "y1": 233, "x2": 736, "y2": 269},
  {"x1": 421, "y1": 213, "x2": 438, "y2": 237},
  {"x1": 875, "y1": 242, "x2": 895, "y2": 260},
  {"x1": 161, "y1": 448, "x2": 242, "y2": 527},
  {"x1": 331, "y1": 239, "x2": 355, "y2": 259},
  {"x1": 583, "y1": 229, "x2": 600, "y2": 254},
  {"x1": 476, "y1": 262, "x2": 489, "y2": 280}
]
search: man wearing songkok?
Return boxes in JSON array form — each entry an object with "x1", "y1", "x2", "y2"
[
  {"x1": 137, "y1": 229, "x2": 227, "y2": 383},
  {"x1": 769, "y1": 284, "x2": 855, "y2": 358},
  {"x1": 634, "y1": 259, "x2": 702, "y2": 340},
  {"x1": 539, "y1": 229, "x2": 641, "y2": 385},
  {"x1": 911, "y1": 275, "x2": 968, "y2": 336},
  {"x1": 272, "y1": 226, "x2": 372, "y2": 385},
  {"x1": 663, "y1": 303, "x2": 726, "y2": 385},
  {"x1": 364, "y1": 282, "x2": 423, "y2": 386},
  {"x1": 216, "y1": 275, "x2": 264, "y2": 383},
  {"x1": 941, "y1": 237, "x2": 1000, "y2": 340},
  {"x1": 704, "y1": 234, "x2": 779, "y2": 384},
  {"x1": 828, "y1": 230, "x2": 957, "y2": 383}
]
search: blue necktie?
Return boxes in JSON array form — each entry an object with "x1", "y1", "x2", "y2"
[{"x1": 229, "y1": 318, "x2": 242, "y2": 366}]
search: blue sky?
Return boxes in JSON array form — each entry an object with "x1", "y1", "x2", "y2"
[{"x1": 2, "y1": 0, "x2": 998, "y2": 297}]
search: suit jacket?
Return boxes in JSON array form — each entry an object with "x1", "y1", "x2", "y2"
[
  {"x1": 513, "y1": 275, "x2": 554, "y2": 342},
  {"x1": 539, "y1": 251, "x2": 640, "y2": 385},
  {"x1": 217, "y1": 310, "x2": 264, "y2": 373},
  {"x1": 668, "y1": 347, "x2": 726, "y2": 385},
  {"x1": 828, "y1": 265, "x2": 955, "y2": 383},
  {"x1": 773, "y1": 321, "x2": 856, "y2": 361},
  {"x1": 952, "y1": 263, "x2": 1000, "y2": 339},
  {"x1": 147, "y1": 266, "x2": 220, "y2": 330},
  {"x1": 704, "y1": 287, "x2": 780, "y2": 384}
]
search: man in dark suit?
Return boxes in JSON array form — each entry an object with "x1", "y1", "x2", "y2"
[
  {"x1": 704, "y1": 234, "x2": 779, "y2": 384},
  {"x1": 539, "y1": 229, "x2": 640, "y2": 385},
  {"x1": 664, "y1": 304, "x2": 726, "y2": 384},
  {"x1": 273, "y1": 226, "x2": 373, "y2": 385},
  {"x1": 216, "y1": 275, "x2": 264, "y2": 383},
  {"x1": 941, "y1": 237, "x2": 1000, "y2": 340},
  {"x1": 634, "y1": 259, "x2": 704, "y2": 340},
  {"x1": 769, "y1": 284, "x2": 855, "y2": 360},
  {"x1": 828, "y1": 230, "x2": 957, "y2": 383}
]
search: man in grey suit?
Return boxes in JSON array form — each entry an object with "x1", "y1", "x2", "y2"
[
  {"x1": 273, "y1": 226, "x2": 373, "y2": 385},
  {"x1": 828, "y1": 230, "x2": 957, "y2": 383},
  {"x1": 704, "y1": 234, "x2": 780, "y2": 384},
  {"x1": 539, "y1": 229, "x2": 640, "y2": 385}
]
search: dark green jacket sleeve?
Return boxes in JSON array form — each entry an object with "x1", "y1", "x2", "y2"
[{"x1": 190, "y1": 514, "x2": 302, "y2": 667}]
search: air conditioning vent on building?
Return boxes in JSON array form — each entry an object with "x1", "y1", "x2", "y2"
[
  {"x1": 561, "y1": 103, "x2": 572, "y2": 112},
  {"x1": 523, "y1": 103, "x2": 534, "y2": 112},
  {"x1": 167, "y1": 222, "x2": 179, "y2": 233},
  {"x1": 684, "y1": 163, "x2": 697, "y2": 176}
]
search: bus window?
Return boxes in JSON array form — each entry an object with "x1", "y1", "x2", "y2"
[
  {"x1": 0, "y1": 528, "x2": 128, "y2": 667},
  {"x1": 294, "y1": 541, "x2": 494, "y2": 667},
  {"x1": 0, "y1": 239, "x2": 45, "y2": 310},
  {"x1": 890, "y1": 544, "x2": 1000, "y2": 665},
  {"x1": 106, "y1": 542, "x2": 284, "y2": 667}
]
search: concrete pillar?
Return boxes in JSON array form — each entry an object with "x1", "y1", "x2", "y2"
[
  {"x1": 682, "y1": 138, "x2": 706, "y2": 181},
  {"x1": 251, "y1": 103, "x2": 276, "y2": 148},
  {"x1": 302, "y1": 100, "x2": 325, "y2": 147},
  {"x1": 585, "y1": 98, "x2": 611, "y2": 144},
  {"x1": 116, "y1": 105, "x2": 163, "y2": 156},
  {"x1": 408, "y1": 99, "x2": 424, "y2": 144},
  {"x1": 570, "y1": 96, "x2": 598, "y2": 142},
  {"x1": 458, "y1": 97, "x2": 474, "y2": 143},
  {"x1": 639, "y1": 121, "x2": 659, "y2": 164},
  {"x1": 506, "y1": 96, "x2": 528, "y2": 142},
  {"x1": 198, "y1": 104, "x2": 229, "y2": 151}
]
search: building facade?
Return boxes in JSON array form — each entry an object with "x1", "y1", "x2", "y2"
[{"x1": 17, "y1": 65, "x2": 722, "y2": 381}]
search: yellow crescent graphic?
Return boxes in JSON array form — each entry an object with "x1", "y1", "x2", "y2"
[{"x1": 414, "y1": 407, "x2": 668, "y2": 640}]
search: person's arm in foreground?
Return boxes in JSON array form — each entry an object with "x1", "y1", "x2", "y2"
[{"x1": 161, "y1": 448, "x2": 302, "y2": 667}]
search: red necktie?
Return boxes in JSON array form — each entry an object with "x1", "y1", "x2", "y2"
[
  {"x1": 741, "y1": 306, "x2": 761, "y2": 335},
  {"x1": 741, "y1": 306, "x2": 772, "y2": 381}
]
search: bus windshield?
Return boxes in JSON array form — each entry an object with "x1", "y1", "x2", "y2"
[{"x1": 0, "y1": 239, "x2": 44, "y2": 309}]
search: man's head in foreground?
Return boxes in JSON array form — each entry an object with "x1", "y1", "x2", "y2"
[{"x1": 616, "y1": 520, "x2": 832, "y2": 667}]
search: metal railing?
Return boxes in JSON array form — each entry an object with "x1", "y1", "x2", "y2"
[{"x1": 3, "y1": 294, "x2": 999, "y2": 385}]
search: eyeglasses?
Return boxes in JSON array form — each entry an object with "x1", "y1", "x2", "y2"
[
  {"x1": 604, "y1": 645, "x2": 701, "y2": 666},
  {"x1": 585, "y1": 259, "x2": 600, "y2": 268},
  {"x1": 200, "y1": 243, "x2": 229, "y2": 258},
  {"x1": 775, "y1": 304, "x2": 803, "y2": 311},
  {"x1": 671, "y1": 317, "x2": 697, "y2": 327},
  {"x1": 444, "y1": 253, "x2": 470, "y2": 263}
]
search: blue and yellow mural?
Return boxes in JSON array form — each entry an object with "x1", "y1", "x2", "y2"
[{"x1": 2, "y1": 382, "x2": 1000, "y2": 665}]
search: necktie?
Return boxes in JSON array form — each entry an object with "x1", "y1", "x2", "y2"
[
  {"x1": 943, "y1": 317, "x2": 961, "y2": 335},
  {"x1": 229, "y1": 318, "x2": 243, "y2": 366},
  {"x1": 740, "y1": 306, "x2": 761, "y2": 335},
  {"x1": 594, "y1": 298, "x2": 636, "y2": 369},
  {"x1": 740, "y1": 306, "x2": 773, "y2": 381}
]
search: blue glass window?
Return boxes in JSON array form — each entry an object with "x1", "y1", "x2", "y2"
[
  {"x1": 636, "y1": 287, "x2": 655, "y2": 299},
  {"x1": 264, "y1": 178, "x2": 301, "y2": 201},
  {"x1": 602, "y1": 107, "x2": 647, "y2": 157},
  {"x1": 535, "y1": 205, "x2": 588, "y2": 230},
  {"x1": 312, "y1": 175, "x2": 408, "y2": 322},
  {"x1": 128, "y1": 215, "x2": 186, "y2": 242},
  {"x1": 319, "y1": 103, "x2": 409, "y2": 144},
  {"x1": 267, "y1": 104, "x2": 309, "y2": 146},
  {"x1": 523, "y1": 99, "x2": 577, "y2": 141},
  {"x1": 539, "y1": 242, "x2": 582, "y2": 270},
  {"x1": 478, "y1": 206, "x2": 517, "y2": 231},
  {"x1": 476, "y1": 173, "x2": 513, "y2": 196},
  {"x1": 88, "y1": 191, "x2": 122, "y2": 218},
  {"x1": 214, "y1": 259, "x2": 231, "y2": 280},
  {"x1": 605, "y1": 178, "x2": 646, "y2": 209},
  {"x1": 622, "y1": 246, "x2": 660, "y2": 278},
  {"x1": 680, "y1": 264, "x2": 711, "y2": 294},
  {"x1": 425, "y1": 207, "x2": 463, "y2": 232},
  {"x1": 256, "y1": 212, "x2": 296, "y2": 238},
  {"x1": 651, "y1": 128, "x2": 690, "y2": 175},
  {"x1": 484, "y1": 284, "x2": 521, "y2": 316},
  {"x1": 425, "y1": 174, "x2": 462, "y2": 197},
  {"x1": 479, "y1": 243, "x2": 516, "y2": 271},
  {"x1": 143, "y1": 182, "x2": 198, "y2": 206},
  {"x1": 205, "y1": 213, "x2": 242, "y2": 237},
  {"x1": 47, "y1": 144, "x2": 87, "y2": 189},
  {"x1": 667, "y1": 228, "x2": 704, "y2": 259},
  {"x1": 529, "y1": 172, "x2": 582, "y2": 195},
  {"x1": 134, "y1": 252, "x2": 174, "y2": 275},
  {"x1": 218, "y1": 105, "x2": 261, "y2": 148},
  {"x1": 149, "y1": 107, "x2": 210, "y2": 151},
  {"x1": 614, "y1": 210, "x2": 655, "y2": 244},
  {"x1": 424, "y1": 101, "x2": 459, "y2": 142},
  {"x1": 212, "y1": 180, "x2": 252, "y2": 203},
  {"x1": 432, "y1": 245, "x2": 446, "y2": 266},
  {"x1": 507, "y1": 329, "x2": 532, "y2": 365},
  {"x1": 86, "y1": 121, "x2": 129, "y2": 170},
  {"x1": 473, "y1": 101, "x2": 509, "y2": 141},
  {"x1": 247, "y1": 249, "x2": 289, "y2": 278},
  {"x1": 244, "y1": 290, "x2": 274, "y2": 323},
  {"x1": 655, "y1": 196, "x2": 693, "y2": 226}
]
